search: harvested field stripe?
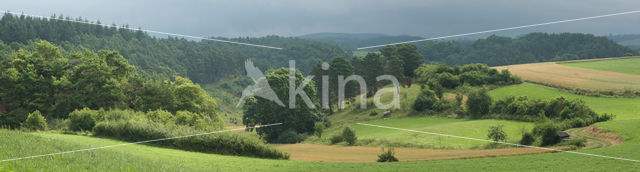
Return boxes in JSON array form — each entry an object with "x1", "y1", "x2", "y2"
[
  {"x1": 275, "y1": 144, "x2": 560, "y2": 162},
  {"x1": 357, "y1": 123, "x2": 640, "y2": 163},
  {"x1": 494, "y1": 61, "x2": 640, "y2": 90}
]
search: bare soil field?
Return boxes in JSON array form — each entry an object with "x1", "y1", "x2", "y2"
[
  {"x1": 494, "y1": 62, "x2": 640, "y2": 90},
  {"x1": 275, "y1": 144, "x2": 563, "y2": 162}
]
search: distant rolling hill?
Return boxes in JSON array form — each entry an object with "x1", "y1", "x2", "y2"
[{"x1": 608, "y1": 34, "x2": 640, "y2": 50}]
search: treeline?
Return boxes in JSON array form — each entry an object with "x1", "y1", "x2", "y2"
[
  {"x1": 308, "y1": 44, "x2": 424, "y2": 112},
  {"x1": 490, "y1": 96, "x2": 613, "y2": 128},
  {"x1": 0, "y1": 41, "x2": 222, "y2": 129},
  {"x1": 0, "y1": 13, "x2": 347, "y2": 83},
  {"x1": 418, "y1": 33, "x2": 635, "y2": 66},
  {"x1": 411, "y1": 63, "x2": 521, "y2": 113},
  {"x1": 414, "y1": 63, "x2": 521, "y2": 90}
]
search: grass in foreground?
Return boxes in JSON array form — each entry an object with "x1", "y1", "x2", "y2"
[
  {"x1": 1, "y1": 129, "x2": 639, "y2": 171},
  {"x1": 561, "y1": 57, "x2": 640, "y2": 75}
]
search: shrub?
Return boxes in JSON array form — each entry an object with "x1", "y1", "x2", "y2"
[
  {"x1": 487, "y1": 124, "x2": 507, "y2": 142},
  {"x1": 330, "y1": 134, "x2": 343, "y2": 144},
  {"x1": 146, "y1": 110, "x2": 173, "y2": 123},
  {"x1": 369, "y1": 111, "x2": 378, "y2": 116},
  {"x1": 23, "y1": 110, "x2": 47, "y2": 131},
  {"x1": 342, "y1": 127, "x2": 357, "y2": 145},
  {"x1": 520, "y1": 132, "x2": 535, "y2": 145},
  {"x1": 413, "y1": 87, "x2": 437, "y2": 112},
  {"x1": 276, "y1": 129, "x2": 307, "y2": 143},
  {"x1": 69, "y1": 108, "x2": 98, "y2": 131},
  {"x1": 433, "y1": 99, "x2": 457, "y2": 112},
  {"x1": 436, "y1": 72, "x2": 460, "y2": 89},
  {"x1": 314, "y1": 123, "x2": 325, "y2": 138},
  {"x1": 533, "y1": 123, "x2": 560, "y2": 146},
  {"x1": 173, "y1": 132, "x2": 289, "y2": 159},
  {"x1": 174, "y1": 111, "x2": 200, "y2": 126},
  {"x1": 466, "y1": 88, "x2": 492, "y2": 117},
  {"x1": 377, "y1": 147, "x2": 399, "y2": 162}
]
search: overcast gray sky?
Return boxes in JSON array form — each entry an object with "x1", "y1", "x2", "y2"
[{"x1": 1, "y1": 0, "x2": 639, "y2": 38}]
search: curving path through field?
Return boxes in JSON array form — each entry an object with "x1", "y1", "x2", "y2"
[{"x1": 568, "y1": 126, "x2": 623, "y2": 149}]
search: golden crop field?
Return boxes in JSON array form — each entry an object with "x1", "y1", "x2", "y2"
[{"x1": 494, "y1": 58, "x2": 640, "y2": 90}]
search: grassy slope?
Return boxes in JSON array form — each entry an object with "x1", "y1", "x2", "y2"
[
  {"x1": 1, "y1": 130, "x2": 639, "y2": 171},
  {"x1": 490, "y1": 83, "x2": 640, "y2": 120},
  {"x1": 320, "y1": 85, "x2": 534, "y2": 148},
  {"x1": 325, "y1": 116, "x2": 533, "y2": 149},
  {"x1": 561, "y1": 57, "x2": 640, "y2": 75}
]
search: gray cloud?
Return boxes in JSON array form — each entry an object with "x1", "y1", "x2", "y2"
[{"x1": 1, "y1": 0, "x2": 639, "y2": 38}]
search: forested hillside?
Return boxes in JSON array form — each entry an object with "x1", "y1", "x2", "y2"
[
  {"x1": 0, "y1": 13, "x2": 347, "y2": 84},
  {"x1": 299, "y1": 32, "x2": 424, "y2": 51},
  {"x1": 418, "y1": 33, "x2": 635, "y2": 66}
]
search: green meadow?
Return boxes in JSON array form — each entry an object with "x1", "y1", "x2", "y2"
[
  {"x1": 561, "y1": 57, "x2": 640, "y2": 75},
  {"x1": 1, "y1": 129, "x2": 639, "y2": 171}
]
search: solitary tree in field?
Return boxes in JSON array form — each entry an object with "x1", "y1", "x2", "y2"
[{"x1": 488, "y1": 124, "x2": 507, "y2": 143}]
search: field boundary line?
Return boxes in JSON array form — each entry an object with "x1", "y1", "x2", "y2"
[
  {"x1": 0, "y1": 123, "x2": 282, "y2": 163},
  {"x1": 357, "y1": 123, "x2": 640, "y2": 163},
  {"x1": 0, "y1": 10, "x2": 283, "y2": 50},
  {"x1": 358, "y1": 10, "x2": 640, "y2": 49}
]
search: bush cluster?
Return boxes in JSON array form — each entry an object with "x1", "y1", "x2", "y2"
[
  {"x1": 490, "y1": 96, "x2": 613, "y2": 129},
  {"x1": 71, "y1": 109, "x2": 288, "y2": 159},
  {"x1": 414, "y1": 63, "x2": 522, "y2": 89},
  {"x1": 330, "y1": 127, "x2": 358, "y2": 145},
  {"x1": 413, "y1": 87, "x2": 437, "y2": 112},
  {"x1": 23, "y1": 110, "x2": 47, "y2": 131},
  {"x1": 377, "y1": 147, "x2": 399, "y2": 162}
]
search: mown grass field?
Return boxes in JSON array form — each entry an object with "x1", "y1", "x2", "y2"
[
  {"x1": 323, "y1": 116, "x2": 534, "y2": 149},
  {"x1": 561, "y1": 57, "x2": 640, "y2": 75},
  {"x1": 490, "y1": 83, "x2": 640, "y2": 120},
  {"x1": 494, "y1": 61, "x2": 640, "y2": 90}
]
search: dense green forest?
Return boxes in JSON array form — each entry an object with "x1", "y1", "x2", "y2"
[
  {"x1": 0, "y1": 40, "x2": 288, "y2": 159},
  {"x1": 0, "y1": 13, "x2": 347, "y2": 84},
  {"x1": 417, "y1": 33, "x2": 635, "y2": 66},
  {"x1": 299, "y1": 32, "x2": 424, "y2": 51},
  {"x1": 0, "y1": 41, "x2": 222, "y2": 128}
]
